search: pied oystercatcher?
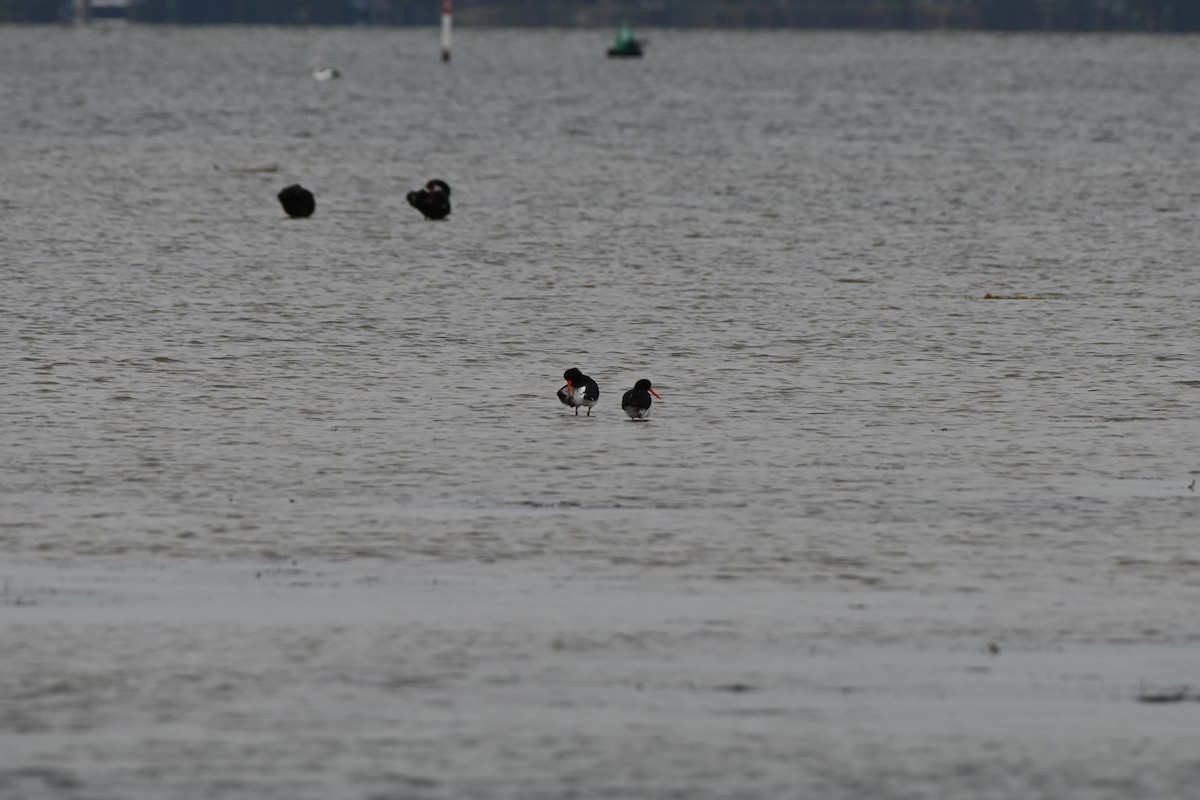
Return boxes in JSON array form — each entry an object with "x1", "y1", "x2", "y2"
[
  {"x1": 557, "y1": 368, "x2": 599, "y2": 416},
  {"x1": 621, "y1": 379, "x2": 661, "y2": 420}
]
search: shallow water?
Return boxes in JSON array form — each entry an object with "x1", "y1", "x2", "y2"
[{"x1": 2, "y1": 26, "x2": 1200, "y2": 800}]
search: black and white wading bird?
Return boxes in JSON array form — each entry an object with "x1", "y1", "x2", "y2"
[
  {"x1": 557, "y1": 368, "x2": 600, "y2": 416},
  {"x1": 277, "y1": 184, "x2": 315, "y2": 218},
  {"x1": 621, "y1": 379, "x2": 661, "y2": 420},
  {"x1": 406, "y1": 179, "x2": 451, "y2": 220}
]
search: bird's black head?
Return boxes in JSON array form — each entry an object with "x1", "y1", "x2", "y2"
[
  {"x1": 563, "y1": 368, "x2": 584, "y2": 382},
  {"x1": 633, "y1": 379, "x2": 653, "y2": 391},
  {"x1": 426, "y1": 179, "x2": 451, "y2": 197}
]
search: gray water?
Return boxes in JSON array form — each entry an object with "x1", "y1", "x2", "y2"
[{"x1": 2, "y1": 25, "x2": 1200, "y2": 800}]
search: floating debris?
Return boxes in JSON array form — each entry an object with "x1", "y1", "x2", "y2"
[
  {"x1": 713, "y1": 683, "x2": 756, "y2": 693},
  {"x1": 222, "y1": 165, "x2": 281, "y2": 174},
  {"x1": 1136, "y1": 683, "x2": 1194, "y2": 704},
  {"x1": 982, "y1": 293, "x2": 1066, "y2": 301}
]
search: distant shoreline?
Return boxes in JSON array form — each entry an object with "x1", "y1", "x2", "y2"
[
  {"x1": 10, "y1": 21, "x2": 1200, "y2": 32},
  {"x1": 6, "y1": 0, "x2": 1200, "y2": 32}
]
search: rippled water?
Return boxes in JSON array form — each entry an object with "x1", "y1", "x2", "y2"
[{"x1": 3, "y1": 26, "x2": 1200, "y2": 800}]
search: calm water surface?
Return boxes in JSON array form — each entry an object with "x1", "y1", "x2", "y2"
[{"x1": 2, "y1": 26, "x2": 1199, "y2": 800}]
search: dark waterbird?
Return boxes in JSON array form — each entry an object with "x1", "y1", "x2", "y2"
[
  {"x1": 621, "y1": 379, "x2": 661, "y2": 420},
  {"x1": 557, "y1": 368, "x2": 599, "y2": 416},
  {"x1": 277, "y1": 184, "x2": 315, "y2": 218},
  {"x1": 407, "y1": 179, "x2": 451, "y2": 220}
]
